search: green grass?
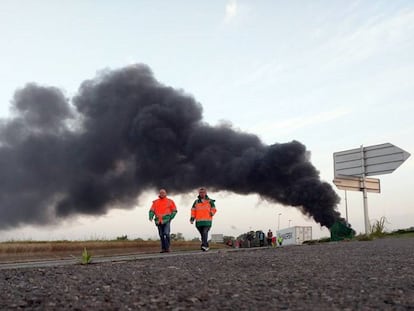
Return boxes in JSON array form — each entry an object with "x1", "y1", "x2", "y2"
[
  {"x1": 370, "y1": 216, "x2": 388, "y2": 238},
  {"x1": 383, "y1": 231, "x2": 414, "y2": 238},
  {"x1": 354, "y1": 222, "x2": 414, "y2": 241},
  {"x1": 81, "y1": 247, "x2": 92, "y2": 265},
  {"x1": 304, "y1": 224, "x2": 413, "y2": 244},
  {"x1": 0, "y1": 240, "x2": 225, "y2": 263},
  {"x1": 355, "y1": 234, "x2": 374, "y2": 241}
]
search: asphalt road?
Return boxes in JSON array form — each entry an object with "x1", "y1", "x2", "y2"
[{"x1": 1, "y1": 238, "x2": 413, "y2": 310}]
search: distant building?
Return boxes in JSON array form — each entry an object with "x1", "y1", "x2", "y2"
[{"x1": 210, "y1": 234, "x2": 224, "y2": 243}]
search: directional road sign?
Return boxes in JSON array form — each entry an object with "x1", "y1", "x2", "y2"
[
  {"x1": 333, "y1": 177, "x2": 380, "y2": 193},
  {"x1": 334, "y1": 143, "x2": 410, "y2": 177},
  {"x1": 333, "y1": 142, "x2": 410, "y2": 234}
]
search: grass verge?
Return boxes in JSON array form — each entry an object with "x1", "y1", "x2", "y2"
[{"x1": 0, "y1": 240, "x2": 225, "y2": 263}]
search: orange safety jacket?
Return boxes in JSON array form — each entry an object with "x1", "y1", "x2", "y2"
[
  {"x1": 190, "y1": 195, "x2": 216, "y2": 227},
  {"x1": 149, "y1": 197, "x2": 177, "y2": 224}
]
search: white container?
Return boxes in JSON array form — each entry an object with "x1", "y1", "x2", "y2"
[
  {"x1": 276, "y1": 226, "x2": 312, "y2": 245},
  {"x1": 210, "y1": 234, "x2": 224, "y2": 243}
]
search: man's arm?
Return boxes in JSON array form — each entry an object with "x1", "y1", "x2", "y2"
[
  {"x1": 210, "y1": 199, "x2": 216, "y2": 216},
  {"x1": 149, "y1": 201, "x2": 156, "y2": 221},
  {"x1": 190, "y1": 200, "x2": 196, "y2": 223},
  {"x1": 149, "y1": 210, "x2": 155, "y2": 221}
]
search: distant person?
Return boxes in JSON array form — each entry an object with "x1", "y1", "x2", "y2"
[
  {"x1": 149, "y1": 189, "x2": 177, "y2": 253},
  {"x1": 267, "y1": 229, "x2": 273, "y2": 247},
  {"x1": 246, "y1": 231, "x2": 254, "y2": 248},
  {"x1": 272, "y1": 236, "x2": 277, "y2": 247},
  {"x1": 278, "y1": 235, "x2": 284, "y2": 247},
  {"x1": 190, "y1": 187, "x2": 216, "y2": 251},
  {"x1": 258, "y1": 231, "x2": 265, "y2": 247},
  {"x1": 235, "y1": 239, "x2": 241, "y2": 248}
]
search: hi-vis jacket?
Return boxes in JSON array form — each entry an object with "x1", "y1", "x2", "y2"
[
  {"x1": 190, "y1": 195, "x2": 216, "y2": 227},
  {"x1": 149, "y1": 197, "x2": 177, "y2": 224}
]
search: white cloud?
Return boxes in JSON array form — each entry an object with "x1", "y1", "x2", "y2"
[
  {"x1": 249, "y1": 107, "x2": 352, "y2": 141},
  {"x1": 232, "y1": 60, "x2": 285, "y2": 88},
  {"x1": 224, "y1": 0, "x2": 238, "y2": 23},
  {"x1": 322, "y1": 8, "x2": 414, "y2": 70}
]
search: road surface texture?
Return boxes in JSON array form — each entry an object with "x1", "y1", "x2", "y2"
[{"x1": 1, "y1": 238, "x2": 413, "y2": 310}]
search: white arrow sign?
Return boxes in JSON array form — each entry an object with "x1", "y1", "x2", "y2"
[
  {"x1": 333, "y1": 176, "x2": 380, "y2": 193},
  {"x1": 334, "y1": 143, "x2": 410, "y2": 177},
  {"x1": 333, "y1": 143, "x2": 410, "y2": 235}
]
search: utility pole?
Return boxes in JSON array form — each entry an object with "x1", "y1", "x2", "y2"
[{"x1": 277, "y1": 213, "x2": 281, "y2": 231}]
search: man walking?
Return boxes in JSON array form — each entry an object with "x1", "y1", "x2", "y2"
[
  {"x1": 149, "y1": 189, "x2": 177, "y2": 253},
  {"x1": 267, "y1": 229, "x2": 273, "y2": 247},
  {"x1": 278, "y1": 235, "x2": 284, "y2": 247},
  {"x1": 190, "y1": 187, "x2": 216, "y2": 251},
  {"x1": 259, "y1": 231, "x2": 265, "y2": 247}
]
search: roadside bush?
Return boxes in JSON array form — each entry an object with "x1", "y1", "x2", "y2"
[
  {"x1": 355, "y1": 234, "x2": 374, "y2": 241},
  {"x1": 370, "y1": 217, "x2": 388, "y2": 238},
  {"x1": 116, "y1": 235, "x2": 128, "y2": 241}
]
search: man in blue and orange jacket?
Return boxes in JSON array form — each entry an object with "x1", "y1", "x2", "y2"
[
  {"x1": 190, "y1": 187, "x2": 216, "y2": 251},
  {"x1": 149, "y1": 189, "x2": 177, "y2": 253}
]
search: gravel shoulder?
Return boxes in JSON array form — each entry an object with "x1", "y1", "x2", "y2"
[{"x1": 1, "y1": 237, "x2": 413, "y2": 310}]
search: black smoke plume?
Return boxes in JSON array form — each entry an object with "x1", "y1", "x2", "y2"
[{"x1": 0, "y1": 64, "x2": 342, "y2": 229}]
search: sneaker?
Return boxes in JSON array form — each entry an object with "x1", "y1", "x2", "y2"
[{"x1": 201, "y1": 246, "x2": 209, "y2": 252}]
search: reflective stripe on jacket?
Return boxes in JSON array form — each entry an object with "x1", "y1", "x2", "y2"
[
  {"x1": 149, "y1": 197, "x2": 177, "y2": 224},
  {"x1": 190, "y1": 195, "x2": 216, "y2": 227}
]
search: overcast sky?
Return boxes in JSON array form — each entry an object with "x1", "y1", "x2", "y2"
[{"x1": 1, "y1": 0, "x2": 413, "y2": 241}]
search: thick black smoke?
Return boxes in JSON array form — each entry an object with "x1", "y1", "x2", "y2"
[{"x1": 0, "y1": 64, "x2": 342, "y2": 229}]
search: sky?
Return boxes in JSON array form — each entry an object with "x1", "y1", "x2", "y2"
[{"x1": 0, "y1": 0, "x2": 413, "y2": 241}]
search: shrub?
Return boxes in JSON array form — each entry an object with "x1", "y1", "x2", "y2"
[
  {"x1": 81, "y1": 247, "x2": 92, "y2": 265},
  {"x1": 116, "y1": 235, "x2": 128, "y2": 241},
  {"x1": 355, "y1": 234, "x2": 373, "y2": 241},
  {"x1": 370, "y1": 216, "x2": 388, "y2": 238}
]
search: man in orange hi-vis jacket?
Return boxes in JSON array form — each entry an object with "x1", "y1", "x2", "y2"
[
  {"x1": 190, "y1": 187, "x2": 216, "y2": 251},
  {"x1": 149, "y1": 189, "x2": 177, "y2": 253}
]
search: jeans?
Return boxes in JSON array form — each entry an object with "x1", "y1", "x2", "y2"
[
  {"x1": 157, "y1": 221, "x2": 171, "y2": 251},
  {"x1": 197, "y1": 226, "x2": 211, "y2": 248}
]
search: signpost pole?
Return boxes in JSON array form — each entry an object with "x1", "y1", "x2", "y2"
[
  {"x1": 360, "y1": 145, "x2": 370, "y2": 234},
  {"x1": 344, "y1": 190, "x2": 348, "y2": 223},
  {"x1": 362, "y1": 183, "x2": 370, "y2": 234}
]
